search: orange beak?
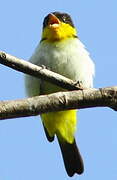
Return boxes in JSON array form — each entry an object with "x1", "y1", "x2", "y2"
[{"x1": 48, "y1": 13, "x2": 60, "y2": 26}]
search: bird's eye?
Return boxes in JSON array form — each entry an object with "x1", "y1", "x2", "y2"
[{"x1": 62, "y1": 16, "x2": 66, "y2": 22}]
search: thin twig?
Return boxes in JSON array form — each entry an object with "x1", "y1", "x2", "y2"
[{"x1": 0, "y1": 51, "x2": 82, "y2": 91}]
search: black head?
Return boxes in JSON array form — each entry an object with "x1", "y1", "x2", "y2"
[{"x1": 43, "y1": 12, "x2": 75, "y2": 29}]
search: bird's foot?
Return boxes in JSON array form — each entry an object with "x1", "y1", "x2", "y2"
[{"x1": 74, "y1": 80, "x2": 84, "y2": 89}]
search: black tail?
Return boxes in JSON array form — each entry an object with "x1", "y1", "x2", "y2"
[
  {"x1": 43, "y1": 123, "x2": 54, "y2": 142},
  {"x1": 58, "y1": 137, "x2": 84, "y2": 177}
]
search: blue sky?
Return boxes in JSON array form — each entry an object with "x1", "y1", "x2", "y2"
[{"x1": 0, "y1": 0, "x2": 117, "y2": 179}]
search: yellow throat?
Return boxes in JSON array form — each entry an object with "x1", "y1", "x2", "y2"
[{"x1": 42, "y1": 13, "x2": 77, "y2": 42}]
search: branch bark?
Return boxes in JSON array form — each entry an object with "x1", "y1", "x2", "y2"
[
  {"x1": 0, "y1": 51, "x2": 117, "y2": 120},
  {"x1": 0, "y1": 86, "x2": 117, "y2": 120},
  {"x1": 0, "y1": 51, "x2": 82, "y2": 91}
]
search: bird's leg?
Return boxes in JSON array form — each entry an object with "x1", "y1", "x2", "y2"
[
  {"x1": 74, "y1": 80, "x2": 84, "y2": 89},
  {"x1": 41, "y1": 64, "x2": 47, "y2": 69}
]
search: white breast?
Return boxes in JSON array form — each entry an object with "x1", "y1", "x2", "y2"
[
  {"x1": 25, "y1": 38, "x2": 95, "y2": 96},
  {"x1": 31, "y1": 38, "x2": 94, "y2": 84}
]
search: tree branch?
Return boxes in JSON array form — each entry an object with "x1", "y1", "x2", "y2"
[
  {"x1": 0, "y1": 86, "x2": 117, "y2": 120},
  {"x1": 0, "y1": 51, "x2": 117, "y2": 120},
  {"x1": 0, "y1": 51, "x2": 82, "y2": 91}
]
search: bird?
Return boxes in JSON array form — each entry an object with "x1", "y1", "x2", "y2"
[{"x1": 25, "y1": 12, "x2": 95, "y2": 177}]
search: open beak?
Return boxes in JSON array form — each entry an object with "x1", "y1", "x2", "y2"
[{"x1": 48, "y1": 13, "x2": 60, "y2": 27}]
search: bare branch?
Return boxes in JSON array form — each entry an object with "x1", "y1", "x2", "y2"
[
  {"x1": 0, "y1": 86, "x2": 117, "y2": 120},
  {"x1": 0, "y1": 52, "x2": 117, "y2": 120},
  {"x1": 0, "y1": 51, "x2": 82, "y2": 91}
]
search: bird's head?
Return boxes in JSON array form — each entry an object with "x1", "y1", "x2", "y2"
[{"x1": 41, "y1": 12, "x2": 77, "y2": 42}]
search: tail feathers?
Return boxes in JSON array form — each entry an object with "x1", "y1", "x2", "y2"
[
  {"x1": 43, "y1": 123, "x2": 54, "y2": 142},
  {"x1": 58, "y1": 137, "x2": 84, "y2": 177}
]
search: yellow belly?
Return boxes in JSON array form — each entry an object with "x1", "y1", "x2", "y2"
[{"x1": 41, "y1": 109, "x2": 77, "y2": 144}]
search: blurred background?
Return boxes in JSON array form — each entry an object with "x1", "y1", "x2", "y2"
[{"x1": 0, "y1": 0, "x2": 117, "y2": 179}]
